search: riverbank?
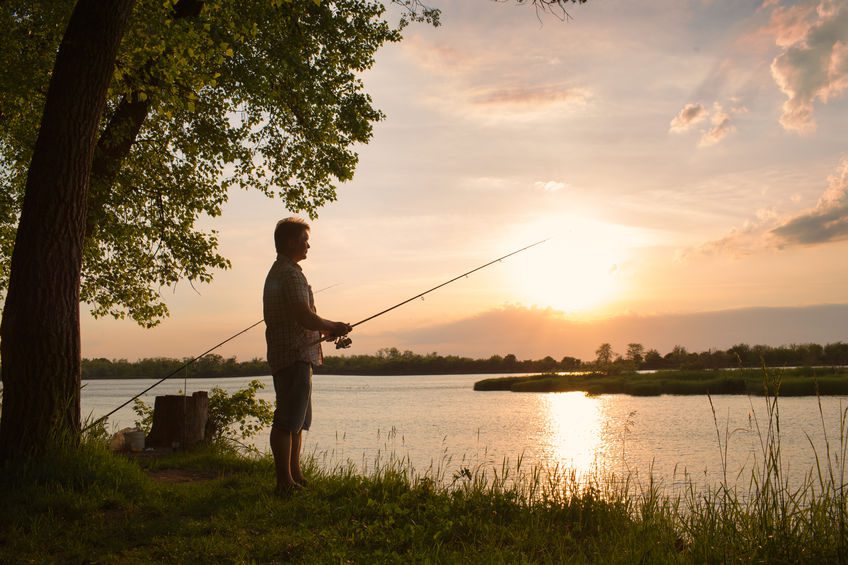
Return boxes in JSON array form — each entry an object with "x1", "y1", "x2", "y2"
[
  {"x1": 474, "y1": 367, "x2": 848, "y2": 395},
  {"x1": 2, "y1": 434, "x2": 846, "y2": 563}
]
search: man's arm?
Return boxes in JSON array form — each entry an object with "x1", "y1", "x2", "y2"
[{"x1": 291, "y1": 301, "x2": 351, "y2": 337}]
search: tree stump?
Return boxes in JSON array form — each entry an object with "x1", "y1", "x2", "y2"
[{"x1": 146, "y1": 391, "x2": 209, "y2": 449}]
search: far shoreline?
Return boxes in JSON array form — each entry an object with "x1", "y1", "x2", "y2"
[
  {"x1": 473, "y1": 367, "x2": 848, "y2": 396},
  {"x1": 81, "y1": 370, "x2": 544, "y2": 380}
]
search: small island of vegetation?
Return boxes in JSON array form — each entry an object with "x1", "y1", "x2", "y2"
[
  {"x1": 473, "y1": 366, "x2": 848, "y2": 396},
  {"x1": 474, "y1": 341, "x2": 848, "y2": 396}
]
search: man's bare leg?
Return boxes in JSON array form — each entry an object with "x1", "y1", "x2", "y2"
[
  {"x1": 290, "y1": 430, "x2": 306, "y2": 485},
  {"x1": 270, "y1": 427, "x2": 297, "y2": 490}
]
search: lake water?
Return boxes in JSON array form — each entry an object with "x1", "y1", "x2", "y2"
[{"x1": 82, "y1": 374, "x2": 848, "y2": 493}]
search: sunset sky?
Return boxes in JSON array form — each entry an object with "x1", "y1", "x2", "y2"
[{"x1": 83, "y1": 0, "x2": 848, "y2": 362}]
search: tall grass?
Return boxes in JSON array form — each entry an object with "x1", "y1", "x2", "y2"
[
  {"x1": 674, "y1": 369, "x2": 848, "y2": 561},
  {"x1": 298, "y1": 369, "x2": 848, "y2": 562}
]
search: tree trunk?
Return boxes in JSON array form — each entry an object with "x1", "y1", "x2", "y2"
[{"x1": 0, "y1": 0, "x2": 136, "y2": 462}]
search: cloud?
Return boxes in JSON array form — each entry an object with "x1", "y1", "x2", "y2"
[
  {"x1": 450, "y1": 84, "x2": 591, "y2": 122},
  {"x1": 401, "y1": 37, "x2": 480, "y2": 76},
  {"x1": 669, "y1": 103, "x2": 707, "y2": 132},
  {"x1": 691, "y1": 158, "x2": 848, "y2": 255},
  {"x1": 768, "y1": 0, "x2": 848, "y2": 132},
  {"x1": 355, "y1": 304, "x2": 848, "y2": 360},
  {"x1": 685, "y1": 213, "x2": 779, "y2": 258},
  {"x1": 698, "y1": 103, "x2": 736, "y2": 147},
  {"x1": 419, "y1": 82, "x2": 591, "y2": 123},
  {"x1": 771, "y1": 158, "x2": 848, "y2": 245},
  {"x1": 670, "y1": 101, "x2": 744, "y2": 147},
  {"x1": 767, "y1": 3, "x2": 817, "y2": 47},
  {"x1": 533, "y1": 180, "x2": 567, "y2": 192},
  {"x1": 471, "y1": 84, "x2": 589, "y2": 109},
  {"x1": 401, "y1": 30, "x2": 591, "y2": 122}
]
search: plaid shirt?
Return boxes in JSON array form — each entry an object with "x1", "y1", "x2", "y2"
[{"x1": 263, "y1": 254, "x2": 323, "y2": 372}]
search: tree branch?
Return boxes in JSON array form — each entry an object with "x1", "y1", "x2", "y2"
[{"x1": 85, "y1": 0, "x2": 205, "y2": 240}]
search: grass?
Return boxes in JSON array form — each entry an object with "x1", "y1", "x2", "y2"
[
  {"x1": 0, "y1": 443, "x2": 639, "y2": 563},
  {"x1": 3, "y1": 374, "x2": 848, "y2": 563},
  {"x1": 474, "y1": 366, "x2": 848, "y2": 396}
]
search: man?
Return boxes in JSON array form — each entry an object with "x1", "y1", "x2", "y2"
[{"x1": 263, "y1": 217, "x2": 350, "y2": 493}]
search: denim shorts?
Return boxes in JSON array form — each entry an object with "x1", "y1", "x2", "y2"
[{"x1": 272, "y1": 361, "x2": 312, "y2": 432}]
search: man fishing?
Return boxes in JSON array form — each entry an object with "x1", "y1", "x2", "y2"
[
  {"x1": 264, "y1": 217, "x2": 351, "y2": 494},
  {"x1": 88, "y1": 233, "x2": 545, "y2": 444}
]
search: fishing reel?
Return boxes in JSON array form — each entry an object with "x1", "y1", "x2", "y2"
[{"x1": 334, "y1": 336, "x2": 353, "y2": 349}]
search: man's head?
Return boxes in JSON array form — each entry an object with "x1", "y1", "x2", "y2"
[{"x1": 274, "y1": 217, "x2": 310, "y2": 262}]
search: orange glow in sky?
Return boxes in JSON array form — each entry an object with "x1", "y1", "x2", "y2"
[{"x1": 502, "y1": 216, "x2": 648, "y2": 316}]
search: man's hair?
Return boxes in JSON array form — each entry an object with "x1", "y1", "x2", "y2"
[{"x1": 274, "y1": 217, "x2": 310, "y2": 253}]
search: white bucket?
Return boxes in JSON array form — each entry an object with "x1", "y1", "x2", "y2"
[{"x1": 126, "y1": 430, "x2": 145, "y2": 452}]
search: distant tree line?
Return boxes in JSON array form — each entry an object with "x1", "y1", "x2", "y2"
[
  {"x1": 79, "y1": 342, "x2": 848, "y2": 379},
  {"x1": 81, "y1": 355, "x2": 270, "y2": 380},
  {"x1": 318, "y1": 348, "x2": 582, "y2": 375},
  {"x1": 79, "y1": 350, "x2": 579, "y2": 379},
  {"x1": 634, "y1": 342, "x2": 848, "y2": 371}
]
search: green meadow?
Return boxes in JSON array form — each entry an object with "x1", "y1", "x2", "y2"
[{"x1": 474, "y1": 367, "x2": 848, "y2": 396}]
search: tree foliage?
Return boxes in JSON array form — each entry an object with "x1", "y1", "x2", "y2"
[
  {"x1": 594, "y1": 342, "x2": 613, "y2": 365},
  {"x1": 625, "y1": 342, "x2": 644, "y2": 365},
  {"x1": 0, "y1": 0, "x2": 439, "y2": 326}
]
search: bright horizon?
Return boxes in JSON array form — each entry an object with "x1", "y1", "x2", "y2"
[{"x1": 83, "y1": 0, "x2": 848, "y2": 362}]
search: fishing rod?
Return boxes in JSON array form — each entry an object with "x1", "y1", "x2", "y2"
[
  {"x1": 324, "y1": 238, "x2": 549, "y2": 349},
  {"x1": 84, "y1": 240, "x2": 548, "y2": 431},
  {"x1": 82, "y1": 283, "x2": 340, "y2": 433},
  {"x1": 82, "y1": 321, "x2": 265, "y2": 432}
]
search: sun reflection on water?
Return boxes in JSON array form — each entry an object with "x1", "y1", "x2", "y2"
[{"x1": 543, "y1": 392, "x2": 605, "y2": 477}]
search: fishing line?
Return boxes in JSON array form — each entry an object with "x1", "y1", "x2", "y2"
[
  {"x1": 350, "y1": 239, "x2": 548, "y2": 329},
  {"x1": 83, "y1": 320, "x2": 265, "y2": 432},
  {"x1": 85, "y1": 239, "x2": 548, "y2": 432},
  {"x1": 82, "y1": 283, "x2": 340, "y2": 433},
  {"x1": 315, "y1": 239, "x2": 549, "y2": 350}
]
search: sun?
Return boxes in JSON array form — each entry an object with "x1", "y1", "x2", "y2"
[{"x1": 502, "y1": 216, "x2": 639, "y2": 316}]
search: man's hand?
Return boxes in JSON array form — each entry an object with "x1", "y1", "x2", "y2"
[{"x1": 322, "y1": 321, "x2": 352, "y2": 340}]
